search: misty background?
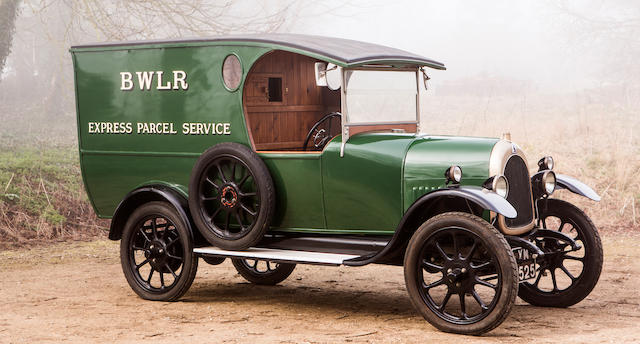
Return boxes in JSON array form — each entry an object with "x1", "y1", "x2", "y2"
[
  {"x1": 0, "y1": 0, "x2": 638, "y2": 243},
  {"x1": 3, "y1": 1, "x2": 639, "y2": 118}
]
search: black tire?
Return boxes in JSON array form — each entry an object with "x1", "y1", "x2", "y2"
[
  {"x1": 189, "y1": 143, "x2": 275, "y2": 250},
  {"x1": 231, "y1": 259, "x2": 296, "y2": 285},
  {"x1": 120, "y1": 202, "x2": 198, "y2": 301},
  {"x1": 202, "y1": 256, "x2": 226, "y2": 266},
  {"x1": 404, "y1": 212, "x2": 518, "y2": 335},
  {"x1": 518, "y1": 198, "x2": 603, "y2": 307}
]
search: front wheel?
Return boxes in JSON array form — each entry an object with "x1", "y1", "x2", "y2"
[
  {"x1": 404, "y1": 212, "x2": 518, "y2": 335},
  {"x1": 518, "y1": 198, "x2": 603, "y2": 307},
  {"x1": 120, "y1": 202, "x2": 198, "y2": 301}
]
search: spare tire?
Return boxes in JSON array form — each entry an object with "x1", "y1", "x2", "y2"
[{"x1": 188, "y1": 143, "x2": 275, "y2": 250}]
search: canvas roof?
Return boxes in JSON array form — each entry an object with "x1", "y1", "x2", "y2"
[{"x1": 71, "y1": 33, "x2": 446, "y2": 70}]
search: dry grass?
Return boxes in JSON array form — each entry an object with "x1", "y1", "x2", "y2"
[
  {"x1": 425, "y1": 92, "x2": 640, "y2": 230},
  {"x1": 0, "y1": 108, "x2": 109, "y2": 249}
]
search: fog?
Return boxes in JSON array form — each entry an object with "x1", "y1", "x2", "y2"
[
  {"x1": 1, "y1": 0, "x2": 638, "y2": 130},
  {"x1": 298, "y1": 0, "x2": 587, "y2": 91}
]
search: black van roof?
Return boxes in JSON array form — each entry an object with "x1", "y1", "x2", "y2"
[{"x1": 71, "y1": 33, "x2": 446, "y2": 70}]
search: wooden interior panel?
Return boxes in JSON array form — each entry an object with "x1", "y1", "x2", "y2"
[
  {"x1": 349, "y1": 123, "x2": 417, "y2": 136},
  {"x1": 245, "y1": 74, "x2": 283, "y2": 105},
  {"x1": 243, "y1": 50, "x2": 341, "y2": 151}
]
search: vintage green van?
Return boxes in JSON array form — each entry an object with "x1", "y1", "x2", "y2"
[{"x1": 70, "y1": 34, "x2": 602, "y2": 335}]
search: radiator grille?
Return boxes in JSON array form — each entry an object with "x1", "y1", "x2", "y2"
[{"x1": 503, "y1": 155, "x2": 533, "y2": 227}]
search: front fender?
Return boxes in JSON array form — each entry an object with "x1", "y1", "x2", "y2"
[
  {"x1": 420, "y1": 186, "x2": 518, "y2": 218},
  {"x1": 343, "y1": 186, "x2": 516, "y2": 266},
  {"x1": 402, "y1": 186, "x2": 517, "y2": 220},
  {"x1": 555, "y1": 174, "x2": 601, "y2": 201}
]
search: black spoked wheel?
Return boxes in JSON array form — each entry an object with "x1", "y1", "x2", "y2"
[
  {"x1": 189, "y1": 143, "x2": 275, "y2": 250},
  {"x1": 404, "y1": 212, "x2": 518, "y2": 335},
  {"x1": 199, "y1": 156, "x2": 260, "y2": 238},
  {"x1": 120, "y1": 202, "x2": 198, "y2": 301},
  {"x1": 519, "y1": 198, "x2": 603, "y2": 307},
  {"x1": 232, "y1": 259, "x2": 296, "y2": 285}
]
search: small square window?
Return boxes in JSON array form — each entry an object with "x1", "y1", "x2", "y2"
[{"x1": 268, "y1": 77, "x2": 282, "y2": 102}]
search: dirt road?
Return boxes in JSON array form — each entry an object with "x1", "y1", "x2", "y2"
[{"x1": 1, "y1": 233, "x2": 639, "y2": 344}]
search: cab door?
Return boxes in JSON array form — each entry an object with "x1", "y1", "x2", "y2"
[{"x1": 320, "y1": 134, "x2": 411, "y2": 235}]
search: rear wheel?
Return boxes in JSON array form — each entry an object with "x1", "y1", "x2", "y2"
[
  {"x1": 232, "y1": 259, "x2": 296, "y2": 285},
  {"x1": 120, "y1": 202, "x2": 198, "y2": 301},
  {"x1": 404, "y1": 212, "x2": 518, "y2": 335},
  {"x1": 518, "y1": 198, "x2": 603, "y2": 307}
]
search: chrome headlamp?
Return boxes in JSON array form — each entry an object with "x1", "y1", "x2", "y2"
[
  {"x1": 445, "y1": 166, "x2": 462, "y2": 184},
  {"x1": 532, "y1": 170, "x2": 556, "y2": 198},
  {"x1": 538, "y1": 156, "x2": 554, "y2": 171},
  {"x1": 483, "y1": 175, "x2": 509, "y2": 198},
  {"x1": 542, "y1": 170, "x2": 556, "y2": 195}
]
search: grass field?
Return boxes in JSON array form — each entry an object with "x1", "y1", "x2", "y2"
[
  {"x1": 0, "y1": 94, "x2": 637, "y2": 248},
  {"x1": 0, "y1": 110, "x2": 107, "y2": 248},
  {"x1": 426, "y1": 93, "x2": 640, "y2": 231}
]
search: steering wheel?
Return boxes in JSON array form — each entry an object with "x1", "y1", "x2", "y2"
[{"x1": 303, "y1": 112, "x2": 342, "y2": 151}]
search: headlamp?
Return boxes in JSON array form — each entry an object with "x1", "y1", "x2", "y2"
[
  {"x1": 538, "y1": 156, "x2": 554, "y2": 171},
  {"x1": 483, "y1": 175, "x2": 509, "y2": 198},
  {"x1": 445, "y1": 166, "x2": 462, "y2": 184}
]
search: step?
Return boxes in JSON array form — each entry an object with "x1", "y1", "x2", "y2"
[
  {"x1": 259, "y1": 234, "x2": 388, "y2": 256},
  {"x1": 194, "y1": 247, "x2": 361, "y2": 266}
]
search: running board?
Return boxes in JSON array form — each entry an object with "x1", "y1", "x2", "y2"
[{"x1": 194, "y1": 247, "x2": 360, "y2": 266}]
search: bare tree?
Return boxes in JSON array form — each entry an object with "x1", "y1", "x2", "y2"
[
  {"x1": 0, "y1": 0, "x2": 21, "y2": 79},
  {"x1": 2, "y1": 0, "x2": 305, "y2": 117},
  {"x1": 553, "y1": 0, "x2": 640, "y2": 108},
  {"x1": 30, "y1": 0, "x2": 300, "y2": 43}
]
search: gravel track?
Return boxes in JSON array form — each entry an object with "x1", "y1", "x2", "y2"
[{"x1": 0, "y1": 232, "x2": 638, "y2": 343}]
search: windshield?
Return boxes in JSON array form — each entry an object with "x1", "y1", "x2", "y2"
[{"x1": 344, "y1": 69, "x2": 418, "y2": 125}]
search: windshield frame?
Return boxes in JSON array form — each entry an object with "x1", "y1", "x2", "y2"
[{"x1": 339, "y1": 66, "x2": 421, "y2": 156}]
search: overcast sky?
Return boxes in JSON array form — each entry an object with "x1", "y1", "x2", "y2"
[
  {"x1": 3, "y1": 0, "x2": 636, "y2": 96},
  {"x1": 275, "y1": 0, "x2": 631, "y2": 93}
]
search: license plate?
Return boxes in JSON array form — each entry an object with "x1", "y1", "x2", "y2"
[{"x1": 513, "y1": 247, "x2": 537, "y2": 282}]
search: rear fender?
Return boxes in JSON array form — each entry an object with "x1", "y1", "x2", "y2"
[{"x1": 108, "y1": 185, "x2": 195, "y2": 242}]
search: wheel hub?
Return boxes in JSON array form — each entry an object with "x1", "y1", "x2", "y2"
[
  {"x1": 446, "y1": 268, "x2": 464, "y2": 283},
  {"x1": 146, "y1": 240, "x2": 169, "y2": 269},
  {"x1": 539, "y1": 239, "x2": 569, "y2": 270},
  {"x1": 220, "y1": 184, "x2": 239, "y2": 209},
  {"x1": 443, "y1": 260, "x2": 473, "y2": 292}
]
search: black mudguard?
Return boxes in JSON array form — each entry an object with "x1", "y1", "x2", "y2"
[
  {"x1": 344, "y1": 186, "x2": 516, "y2": 266},
  {"x1": 108, "y1": 185, "x2": 195, "y2": 241}
]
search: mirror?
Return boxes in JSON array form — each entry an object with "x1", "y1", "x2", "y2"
[
  {"x1": 314, "y1": 62, "x2": 328, "y2": 87},
  {"x1": 326, "y1": 63, "x2": 342, "y2": 90}
]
